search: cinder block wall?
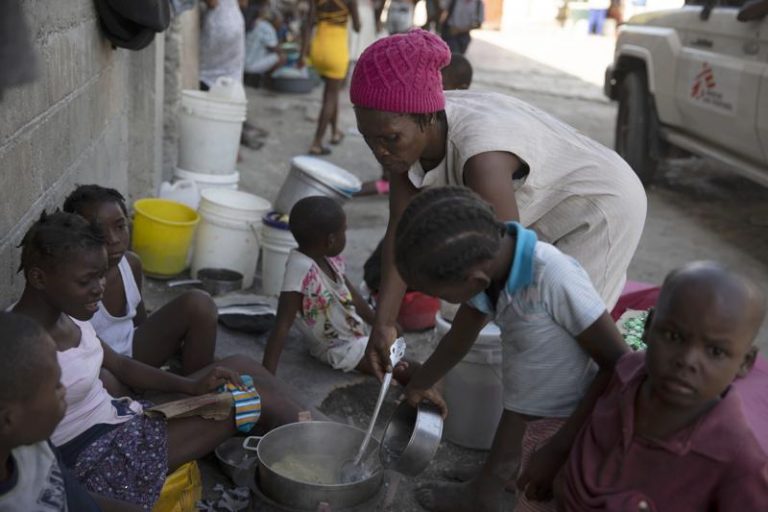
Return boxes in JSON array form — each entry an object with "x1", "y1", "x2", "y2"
[{"x1": 0, "y1": 0, "x2": 164, "y2": 307}]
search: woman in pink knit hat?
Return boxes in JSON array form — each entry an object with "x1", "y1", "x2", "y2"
[{"x1": 350, "y1": 29, "x2": 647, "y2": 512}]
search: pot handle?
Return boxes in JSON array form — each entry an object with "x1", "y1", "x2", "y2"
[
  {"x1": 242, "y1": 435, "x2": 262, "y2": 452},
  {"x1": 167, "y1": 279, "x2": 203, "y2": 288},
  {"x1": 249, "y1": 222, "x2": 262, "y2": 237}
]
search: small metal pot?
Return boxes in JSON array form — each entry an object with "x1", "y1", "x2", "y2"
[
  {"x1": 380, "y1": 401, "x2": 443, "y2": 476},
  {"x1": 167, "y1": 267, "x2": 243, "y2": 296},
  {"x1": 214, "y1": 437, "x2": 259, "y2": 487},
  {"x1": 252, "y1": 421, "x2": 383, "y2": 511}
]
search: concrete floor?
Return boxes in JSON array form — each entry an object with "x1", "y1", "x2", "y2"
[{"x1": 146, "y1": 23, "x2": 768, "y2": 511}]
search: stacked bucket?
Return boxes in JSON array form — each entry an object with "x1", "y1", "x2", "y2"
[
  {"x1": 133, "y1": 78, "x2": 273, "y2": 288},
  {"x1": 260, "y1": 156, "x2": 362, "y2": 296}
]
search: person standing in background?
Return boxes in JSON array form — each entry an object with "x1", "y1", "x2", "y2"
[
  {"x1": 384, "y1": 0, "x2": 416, "y2": 34},
  {"x1": 302, "y1": 0, "x2": 361, "y2": 155},
  {"x1": 440, "y1": 0, "x2": 483, "y2": 54},
  {"x1": 587, "y1": 0, "x2": 610, "y2": 35}
]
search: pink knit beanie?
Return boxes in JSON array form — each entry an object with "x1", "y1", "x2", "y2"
[{"x1": 350, "y1": 29, "x2": 451, "y2": 114}]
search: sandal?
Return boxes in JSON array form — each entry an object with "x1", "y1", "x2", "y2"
[
  {"x1": 330, "y1": 131, "x2": 345, "y2": 145},
  {"x1": 308, "y1": 145, "x2": 332, "y2": 156}
]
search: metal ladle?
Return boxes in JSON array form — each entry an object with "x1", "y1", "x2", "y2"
[{"x1": 339, "y1": 338, "x2": 406, "y2": 484}]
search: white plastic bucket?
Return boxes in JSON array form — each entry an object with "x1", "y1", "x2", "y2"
[
  {"x1": 260, "y1": 213, "x2": 298, "y2": 296},
  {"x1": 191, "y1": 189, "x2": 272, "y2": 288},
  {"x1": 173, "y1": 167, "x2": 240, "y2": 209},
  {"x1": 437, "y1": 313, "x2": 504, "y2": 450},
  {"x1": 273, "y1": 156, "x2": 362, "y2": 214},
  {"x1": 178, "y1": 90, "x2": 247, "y2": 175}
]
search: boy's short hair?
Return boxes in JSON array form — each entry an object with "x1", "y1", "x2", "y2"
[
  {"x1": 0, "y1": 312, "x2": 52, "y2": 403},
  {"x1": 441, "y1": 53, "x2": 473, "y2": 90},
  {"x1": 63, "y1": 184, "x2": 127, "y2": 216},
  {"x1": 288, "y1": 196, "x2": 345, "y2": 247}
]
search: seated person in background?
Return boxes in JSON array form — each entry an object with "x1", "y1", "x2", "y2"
[
  {"x1": 263, "y1": 196, "x2": 409, "y2": 381},
  {"x1": 0, "y1": 312, "x2": 139, "y2": 512},
  {"x1": 440, "y1": 53, "x2": 472, "y2": 92},
  {"x1": 12, "y1": 211, "x2": 315, "y2": 510},
  {"x1": 63, "y1": 185, "x2": 216, "y2": 382},
  {"x1": 562, "y1": 261, "x2": 768, "y2": 511},
  {"x1": 355, "y1": 52, "x2": 473, "y2": 197},
  {"x1": 245, "y1": 6, "x2": 287, "y2": 79}
]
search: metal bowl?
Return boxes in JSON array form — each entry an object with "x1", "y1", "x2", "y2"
[
  {"x1": 379, "y1": 401, "x2": 443, "y2": 476},
  {"x1": 214, "y1": 437, "x2": 259, "y2": 487}
]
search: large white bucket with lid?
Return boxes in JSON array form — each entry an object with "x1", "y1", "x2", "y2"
[
  {"x1": 192, "y1": 189, "x2": 271, "y2": 288},
  {"x1": 273, "y1": 156, "x2": 362, "y2": 214},
  {"x1": 172, "y1": 167, "x2": 240, "y2": 209},
  {"x1": 260, "y1": 212, "x2": 298, "y2": 296},
  {"x1": 437, "y1": 313, "x2": 504, "y2": 450},
  {"x1": 178, "y1": 89, "x2": 247, "y2": 175}
]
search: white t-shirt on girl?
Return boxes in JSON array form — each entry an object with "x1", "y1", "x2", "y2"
[
  {"x1": 52, "y1": 319, "x2": 142, "y2": 446},
  {"x1": 281, "y1": 250, "x2": 368, "y2": 372},
  {"x1": 90, "y1": 256, "x2": 141, "y2": 357}
]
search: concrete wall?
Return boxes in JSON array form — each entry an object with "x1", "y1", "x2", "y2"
[{"x1": 0, "y1": 0, "x2": 164, "y2": 307}]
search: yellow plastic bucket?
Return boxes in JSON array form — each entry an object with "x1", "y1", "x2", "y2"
[
  {"x1": 132, "y1": 198, "x2": 200, "y2": 277},
  {"x1": 152, "y1": 461, "x2": 202, "y2": 512}
]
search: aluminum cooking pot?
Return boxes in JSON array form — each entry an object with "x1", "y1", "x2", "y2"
[
  {"x1": 380, "y1": 401, "x2": 443, "y2": 476},
  {"x1": 247, "y1": 421, "x2": 383, "y2": 511},
  {"x1": 167, "y1": 267, "x2": 243, "y2": 296}
]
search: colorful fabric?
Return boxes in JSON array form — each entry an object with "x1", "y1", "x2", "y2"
[
  {"x1": 350, "y1": 29, "x2": 450, "y2": 113},
  {"x1": 563, "y1": 351, "x2": 768, "y2": 512},
  {"x1": 220, "y1": 375, "x2": 262, "y2": 433},
  {"x1": 309, "y1": 21, "x2": 349, "y2": 80},
  {"x1": 281, "y1": 250, "x2": 368, "y2": 371},
  {"x1": 71, "y1": 414, "x2": 168, "y2": 511},
  {"x1": 514, "y1": 418, "x2": 565, "y2": 512}
]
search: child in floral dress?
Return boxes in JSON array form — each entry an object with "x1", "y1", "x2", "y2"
[{"x1": 263, "y1": 197, "x2": 408, "y2": 380}]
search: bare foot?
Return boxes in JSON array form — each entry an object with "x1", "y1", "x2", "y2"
[
  {"x1": 415, "y1": 480, "x2": 502, "y2": 512},
  {"x1": 330, "y1": 130, "x2": 345, "y2": 145},
  {"x1": 441, "y1": 464, "x2": 519, "y2": 493},
  {"x1": 308, "y1": 144, "x2": 331, "y2": 156}
]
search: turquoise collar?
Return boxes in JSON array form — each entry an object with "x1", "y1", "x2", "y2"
[{"x1": 467, "y1": 222, "x2": 537, "y2": 315}]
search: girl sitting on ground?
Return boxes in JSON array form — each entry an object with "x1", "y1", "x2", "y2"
[
  {"x1": 12, "y1": 211, "x2": 315, "y2": 510},
  {"x1": 63, "y1": 185, "x2": 216, "y2": 379},
  {"x1": 396, "y1": 187, "x2": 629, "y2": 512},
  {"x1": 263, "y1": 196, "x2": 409, "y2": 381}
]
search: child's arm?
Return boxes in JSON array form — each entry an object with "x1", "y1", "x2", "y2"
[
  {"x1": 517, "y1": 311, "x2": 629, "y2": 502},
  {"x1": 344, "y1": 276, "x2": 376, "y2": 326},
  {"x1": 404, "y1": 303, "x2": 489, "y2": 415},
  {"x1": 263, "y1": 292, "x2": 303, "y2": 375},
  {"x1": 126, "y1": 251, "x2": 148, "y2": 326},
  {"x1": 100, "y1": 339, "x2": 242, "y2": 395}
]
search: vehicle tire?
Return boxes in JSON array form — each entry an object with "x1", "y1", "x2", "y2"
[{"x1": 615, "y1": 69, "x2": 661, "y2": 186}]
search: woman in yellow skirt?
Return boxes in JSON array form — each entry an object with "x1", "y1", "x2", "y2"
[{"x1": 301, "y1": 0, "x2": 360, "y2": 155}]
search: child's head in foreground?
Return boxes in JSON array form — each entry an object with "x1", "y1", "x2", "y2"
[
  {"x1": 289, "y1": 196, "x2": 347, "y2": 256},
  {"x1": 643, "y1": 261, "x2": 766, "y2": 409},
  {"x1": 395, "y1": 186, "x2": 505, "y2": 304},
  {"x1": 441, "y1": 53, "x2": 472, "y2": 91},
  {"x1": 63, "y1": 184, "x2": 128, "y2": 270},
  {"x1": 19, "y1": 211, "x2": 107, "y2": 322},
  {"x1": 0, "y1": 312, "x2": 66, "y2": 449}
]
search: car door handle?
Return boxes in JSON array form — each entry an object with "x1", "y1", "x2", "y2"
[{"x1": 690, "y1": 38, "x2": 713, "y2": 48}]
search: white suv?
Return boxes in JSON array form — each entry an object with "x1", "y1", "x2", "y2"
[{"x1": 605, "y1": 0, "x2": 768, "y2": 186}]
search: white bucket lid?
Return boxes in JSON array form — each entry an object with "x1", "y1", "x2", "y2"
[
  {"x1": 200, "y1": 188, "x2": 271, "y2": 213},
  {"x1": 291, "y1": 156, "x2": 362, "y2": 193},
  {"x1": 175, "y1": 167, "x2": 240, "y2": 184}
]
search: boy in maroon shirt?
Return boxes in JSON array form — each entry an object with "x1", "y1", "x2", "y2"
[{"x1": 562, "y1": 261, "x2": 768, "y2": 512}]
